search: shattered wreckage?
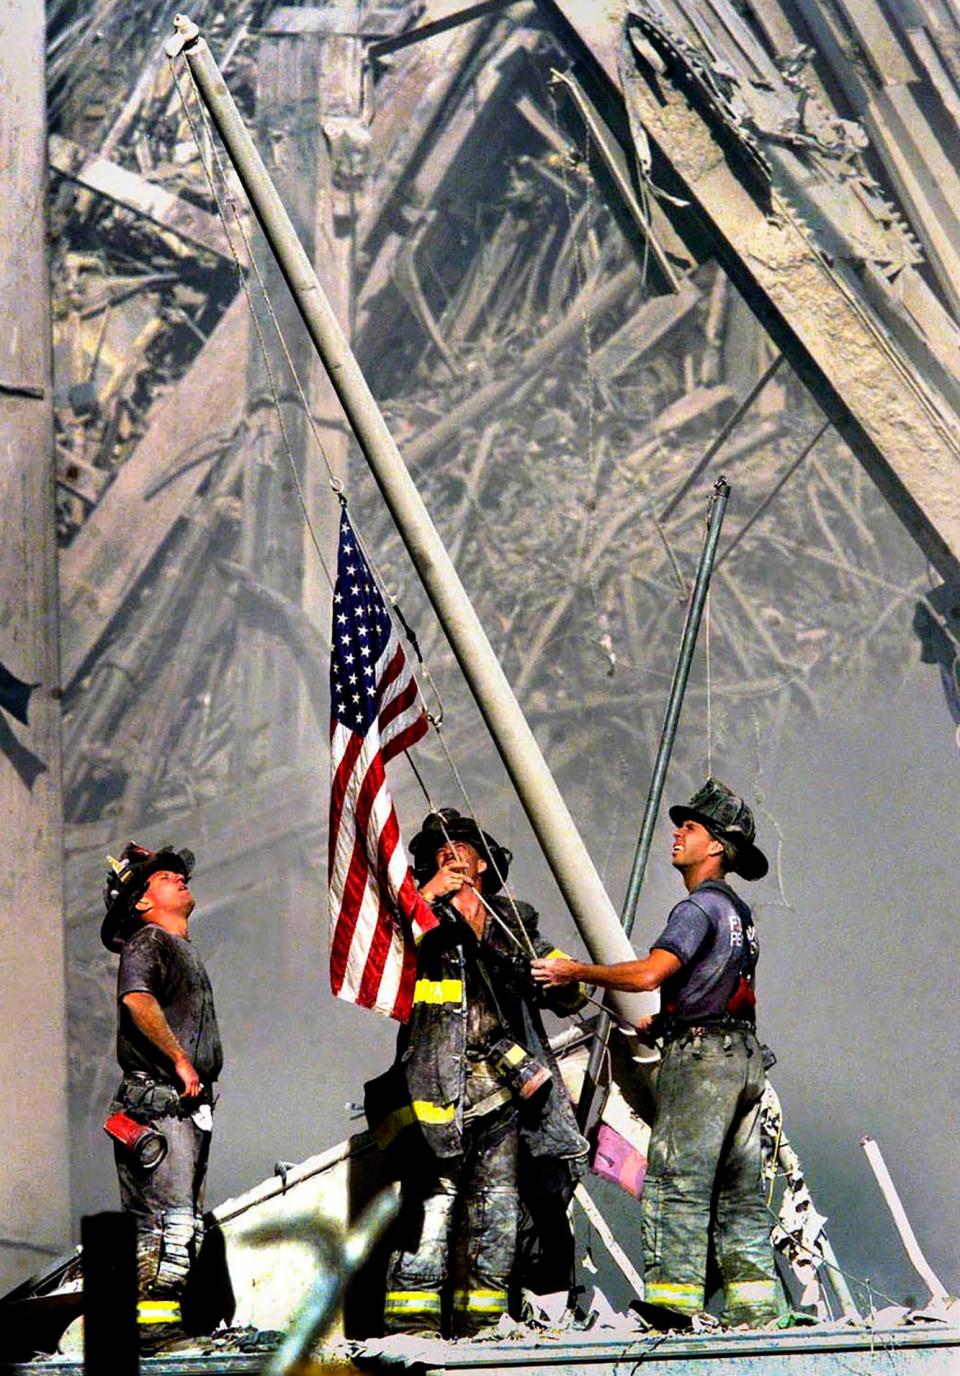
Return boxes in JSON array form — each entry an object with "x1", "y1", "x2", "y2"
[{"x1": 2, "y1": 0, "x2": 960, "y2": 1370}]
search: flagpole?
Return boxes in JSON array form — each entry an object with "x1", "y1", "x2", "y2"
[
  {"x1": 168, "y1": 16, "x2": 655, "y2": 1029},
  {"x1": 577, "y1": 478, "x2": 730, "y2": 1127}
]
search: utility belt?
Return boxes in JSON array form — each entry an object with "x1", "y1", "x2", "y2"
[
  {"x1": 658, "y1": 1017, "x2": 776, "y2": 1071},
  {"x1": 117, "y1": 1071, "x2": 217, "y2": 1121},
  {"x1": 658, "y1": 1014, "x2": 757, "y2": 1044}
]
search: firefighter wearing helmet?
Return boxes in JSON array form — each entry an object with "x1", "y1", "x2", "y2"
[
  {"x1": 533, "y1": 779, "x2": 782, "y2": 1329},
  {"x1": 101, "y1": 842, "x2": 222, "y2": 1354}
]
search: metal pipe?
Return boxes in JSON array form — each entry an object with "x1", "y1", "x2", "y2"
[
  {"x1": 579, "y1": 479, "x2": 729, "y2": 1116},
  {"x1": 168, "y1": 17, "x2": 650, "y2": 1023},
  {"x1": 860, "y1": 1135, "x2": 950, "y2": 1304},
  {"x1": 660, "y1": 356, "x2": 784, "y2": 522},
  {"x1": 622, "y1": 477, "x2": 730, "y2": 940}
]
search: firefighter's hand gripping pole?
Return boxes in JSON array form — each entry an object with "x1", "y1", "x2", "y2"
[{"x1": 169, "y1": 16, "x2": 653, "y2": 1027}]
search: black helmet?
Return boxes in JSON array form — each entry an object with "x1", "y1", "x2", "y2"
[
  {"x1": 409, "y1": 808, "x2": 512, "y2": 895},
  {"x1": 668, "y1": 778, "x2": 768, "y2": 881},
  {"x1": 100, "y1": 842, "x2": 195, "y2": 952}
]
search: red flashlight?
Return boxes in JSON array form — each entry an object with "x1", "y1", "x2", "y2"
[{"x1": 103, "y1": 1111, "x2": 168, "y2": 1170}]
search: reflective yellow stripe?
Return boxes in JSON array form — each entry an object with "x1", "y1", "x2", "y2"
[
  {"x1": 645, "y1": 1281, "x2": 704, "y2": 1312},
  {"x1": 413, "y1": 977, "x2": 463, "y2": 1006},
  {"x1": 726, "y1": 1279, "x2": 779, "y2": 1304},
  {"x1": 384, "y1": 1290, "x2": 442, "y2": 1314},
  {"x1": 137, "y1": 1299, "x2": 182, "y2": 1324},
  {"x1": 452, "y1": 1288, "x2": 508, "y2": 1313},
  {"x1": 374, "y1": 1098, "x2": 456, "y2": 1149}
]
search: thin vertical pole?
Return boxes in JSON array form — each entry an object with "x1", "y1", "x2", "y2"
[{"x1": 578, "y1": 478, "x2": 730, "y2": 1126}]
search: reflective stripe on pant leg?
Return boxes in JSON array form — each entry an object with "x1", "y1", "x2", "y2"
[
  {"x1": 644, "y1": 1281, "x2": 705, "y2": 1314},
  {"x1": 137, "y1": 1299, "x2": 183, "y2": 1325},
  {"x1": 384, "y1": 1169, "x2": 458, "y2": 1333},
  {"x1": 384, "y1": 1290, "x2": 442, "y2": 1320},
  {"x1": 720, "y1": 1271, "x2": 781, "y2": 1315},
  {"x1": 452, "y1": 1288, "x2": 509, "y2": 1321}
]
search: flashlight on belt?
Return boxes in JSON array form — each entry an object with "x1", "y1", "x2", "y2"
[
  {"x1": 103, "y1": 1111, "x2": 168, "y2": 1170},
  {"x1": 488, "y1": 1036, "x2": 552, "y2": 1102}
]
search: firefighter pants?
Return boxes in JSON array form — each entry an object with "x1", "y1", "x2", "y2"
[
  {"x1": 641, "y1": 1027, "x2": 781, "y2": 1327},
  {"x1": 114, "y1": 1110, "x2": 210, "y2": 1352},
  {"x1": 384, "y1": 1106, "x2": 519, "y2": 1337}
]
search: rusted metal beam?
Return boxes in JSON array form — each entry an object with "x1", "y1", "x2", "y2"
[{"x1": 537, "y1": 0, "x2": 960, "y2": 582}]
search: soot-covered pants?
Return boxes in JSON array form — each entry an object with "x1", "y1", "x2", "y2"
[
  {"x1": 641, "y1": 1027, "x2": 781, "y2": 1327},
  {"x1": 114, "y1": 1103, "x2": 210, "y2": 1352},
  {"x1": 384, "y1": 1106, "x2": 519, "y2": 1337}
]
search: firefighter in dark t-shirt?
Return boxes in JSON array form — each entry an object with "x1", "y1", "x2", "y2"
[
  {"x1": 100, "y1": 842, "x2": 222, "y2": 1353},
  {"x1": 532, "y1": 779, "x2": 781, "y2": 1329}
]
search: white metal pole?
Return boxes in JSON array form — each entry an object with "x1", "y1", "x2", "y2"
[
  {"x1": 860, "y1": 1135, "x2": 950, "y2": 1304},
  {"x1": 168, "y1": 15, "x2": 654, "y2": 1025}
]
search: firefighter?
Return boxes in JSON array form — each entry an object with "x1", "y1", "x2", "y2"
[
  {"x1": 532, "y1": 779, "x2": 782, "y2": 1329},
  {"x1": 100, "y1": 842, "x2": 222, "y2": 1353},
  {"x1": 366, "y1": 808, "x2": 589, "y2": 1338}
]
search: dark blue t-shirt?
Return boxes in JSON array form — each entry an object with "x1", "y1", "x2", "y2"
[
  {"x1": 117, "y1": 925, "x2": 223, "y2": 1083},
  {"x1": 652, "y1": 880, "x2": 758, "y2": 1021}
]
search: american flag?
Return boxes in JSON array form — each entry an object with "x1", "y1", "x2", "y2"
[{"x1": 327, "y1": 508, "x2": 438, "y2": 1021}]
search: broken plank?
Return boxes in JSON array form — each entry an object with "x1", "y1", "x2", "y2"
[
  {"x1": 49, "y1": 132, "x2": 247, "y2": 266},
  {"x1": 368, "y1": 0, "x2": 523, "y2": 57},
  {"x1": 590, "y1": 279, "x2": 701, "y2": 378},
  {"x1": 63, "y1": 763, "x2": 326, "y2": 924},
  {"x1": 59, "y1": 290, "x2": 248, "y2": 688}
]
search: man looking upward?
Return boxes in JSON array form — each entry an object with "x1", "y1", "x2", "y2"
[
  {"x1": 532, "y1": 779, "x2": 781, "y2": 1329},
  {"x1": 101, "y1": 842, "x2": 222, "y2": 1353}
]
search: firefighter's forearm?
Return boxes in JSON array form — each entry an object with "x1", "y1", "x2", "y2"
[
  {"x1": 122, "y1": 992, "x2": 188, "y2": 1066},
  {"x1": 531, "y1": 952, "x2": 674, "y2": 992},
  {"x1": 570, "y1": 959, "x2": 663, "y2": 992}
]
